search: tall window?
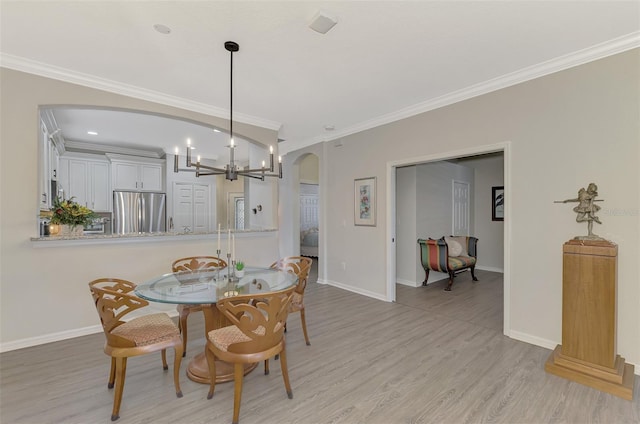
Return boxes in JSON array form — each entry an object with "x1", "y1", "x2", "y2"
[{"x1": 235, "y1": 197, "x2": 245, "y2": 229}]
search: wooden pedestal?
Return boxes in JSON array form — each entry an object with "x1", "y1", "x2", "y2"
[{"x1": 545, "y1": 240, "x2": 634, "y2": 400}]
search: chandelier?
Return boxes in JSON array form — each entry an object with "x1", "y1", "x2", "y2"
[{"x1": 174, "y1": 41, "x2": 282, "y2": 181}]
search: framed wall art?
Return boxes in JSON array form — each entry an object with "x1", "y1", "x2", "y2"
[
  {"x1": 354, "y1": 177, "x2": 376, "y2": 226},
  {"x1": 492, "y1": 186, "x2": 504, "y2": 221}
]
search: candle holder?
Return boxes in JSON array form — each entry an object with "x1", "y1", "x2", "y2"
[
  {"x1": 224, "y1": 253, "x2": 239, "y2": 297},
  {"x1": 215, "y1": 249, "x2": 222, "y2": 281}
]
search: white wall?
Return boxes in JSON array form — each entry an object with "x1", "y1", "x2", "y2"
[
  {"x1": 0, "y1": 68, "x2": 280, "y2": 350},
  {"x1": 287, "y1": 50, "x2": 640, "y2": 368}
]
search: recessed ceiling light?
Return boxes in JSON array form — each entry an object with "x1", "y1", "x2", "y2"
[
  {"x1": 213, "y1": 129, "x2": 221, "y2": 133},
  {"x1": 87, "y1": 131, "x2": 98, "y2": 135},
  {"x1": 153, "y1": 24, "x2": 171, "y2": 35},
  {"x1": 324, "y1": 125, "x2": 335, "y2": 131}
]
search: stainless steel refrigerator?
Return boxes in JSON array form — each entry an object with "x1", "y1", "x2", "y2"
[{"x1": 113, "y1": 191, "x2": 166, "y2": 234}]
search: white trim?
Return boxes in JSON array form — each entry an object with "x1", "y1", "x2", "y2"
[
  {"x1": 0, "y1": 325, "x2": 103, "y2": 353},
  {"x1": 0, "y1": 309, "x2": 179, "y2": 353},
  {"x1": 325, "y1": 280, "x2": 388, "y2": 302},
  {"x1": 280, "y1": 32, "x2": 640, "y2": 155},
  {"x1": 476, "y1": 265, "x2": 504, "y2": 273},
  {"x1": 386, "y1": 141, "x2": 512, "y2": 336},
  {"x1": 396, "y1": 278, "x2": 420, "y2": 288},
  {"x1": 0, "y1": 54, "x2": 281, "y2": 132},
  {"x1": 509, "y1": 330, "x2": 558, "y2": 351}
]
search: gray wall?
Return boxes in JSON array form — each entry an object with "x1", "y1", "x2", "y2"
[
  {"x1": 287, "y1": 49, "x2": 639, "y2": 368},
  {"x1": 462, "y1": 154, "x2": 505, "y2": 272}
]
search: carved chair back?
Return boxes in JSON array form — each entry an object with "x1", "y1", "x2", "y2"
[
  {"x1": 89, "y1": 278, "x2": 149, "y2": 348},
  {"x1": 216, "y1": 286, "x2": 295, "y2": 355},
  {"x1": 172, "y1": 256, "x2": 227, "y2": 272}
]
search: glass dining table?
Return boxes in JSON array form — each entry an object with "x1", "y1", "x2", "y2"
[{"x1": 135, "y1": 266, "x2": 297, "y2": 384}]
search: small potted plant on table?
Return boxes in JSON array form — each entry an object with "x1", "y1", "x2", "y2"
[{"x1": 235, "y1": 261, "x2": 245, "y2": 278}]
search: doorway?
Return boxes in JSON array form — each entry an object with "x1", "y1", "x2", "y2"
[
  {"x1": 387, "y1": 142, "x2": 511, "y2": 336},
  {"x1": 298, "y1": 155, "x2": 319, "y2": 265}
]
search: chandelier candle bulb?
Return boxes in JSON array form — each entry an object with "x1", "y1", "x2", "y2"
[
  {"x1": 186, "y1": 138, "x2": 192, "y2": 167},
  {"x1": 270, "y1": 147, "x2": 274, "y2": 171}
]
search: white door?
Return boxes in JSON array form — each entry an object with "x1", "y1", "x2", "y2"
[
  {"x1": 173, "y1": 183, "x2": 194, "y2": 233},
  {"x1": 172, "y1": 182, "x2": 211, "y2": 233},
  {"x1": 452, "y1": 180, "x2": 470, "y2": 236},
  {"x1": 192, "y1": 184, "x2": 210, "y2": 233}
]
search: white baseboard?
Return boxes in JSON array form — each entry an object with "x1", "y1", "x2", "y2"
[
  {"x1": 396, "y1": 278, "x2": 420, "y2": 287},
  {"x1": 476, "y1": 265, "x2": 504, "y2": 273},
  {"x1": 0, "y1": 324, "x2": 103, "y2": 353},
  {"x1": 0, "y1": 309, "x2": 179, "y2": 353},
  {"x1": 324, "y1": 279, "x2": 388, "y2": 302},
  {"x1": 509, "y1": 330, "x2": 558, "y2": 351}
]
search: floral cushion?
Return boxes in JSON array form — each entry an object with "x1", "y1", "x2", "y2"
[
  {"x1": 112, "y1": 313, "x2": 179, "y2": 347},
  {"x1": 208, "y1": 325, "x2": 266, "y2": 352}
]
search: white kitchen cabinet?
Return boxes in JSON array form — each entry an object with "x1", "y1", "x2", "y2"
[
  {"x1": 111, "y1": 158, "x2": 164, "y2": 191},
  {"x1": 60, "y1": 155, "x2": 111, "y2": 212}
]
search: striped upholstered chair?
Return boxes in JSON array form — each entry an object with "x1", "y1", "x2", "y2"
[{"x1": 417, "y1": 236, "x2": 478, "y2": 291}]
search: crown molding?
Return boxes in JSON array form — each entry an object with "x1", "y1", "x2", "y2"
[
  {"x1": 0, "y1": 53, "x2": 282, "y2": 132},
  {"x1": 65, "y1": 140, "x2": 166, "y2": 159},
  {"x1": 280, "y1": 31, "x2": 640, "y2": 156}
]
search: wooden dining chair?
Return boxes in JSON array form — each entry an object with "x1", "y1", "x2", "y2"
[
  {"x1": 270, "y1": 256, "x2": 313, "y2": 345},
  {"x1": 205, "y1": 286, "x2": 296, "y2": 424},
  {"x1": 88, "y1": 278, "x2": 183, "y2": 421},
  {"x1": 171, "y1": 256, "x2": 227, "y2": 356}
]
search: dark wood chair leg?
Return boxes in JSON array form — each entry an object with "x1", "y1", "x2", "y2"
[
  {"x1": 422, "y1": 269, "x2": 430, "y2": 286},
  {"x1": 471, "y1": 265, "x2": 478, "y2": 281},
  {"x1": 445, "y1": 272, "x2": 455, "y2": 291}
]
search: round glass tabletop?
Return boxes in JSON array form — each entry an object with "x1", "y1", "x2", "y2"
[{"x1": 135, "y1": 266, "x2": 297, "y2": 305}]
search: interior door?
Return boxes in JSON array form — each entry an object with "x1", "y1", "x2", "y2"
[
  {"x1": 452, "y1": 180, "x2": 470, "y2": 236},
  {"x1": 173, "y1": 183, "x2": 193, "y2": 233},
  {"x1": 192, "y1": 184, "x2": 210, "y2": 233}
]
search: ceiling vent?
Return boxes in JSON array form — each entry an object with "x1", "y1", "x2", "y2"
[{"x1": 309, "y1": 10, "x2": 338, "y2": 34}]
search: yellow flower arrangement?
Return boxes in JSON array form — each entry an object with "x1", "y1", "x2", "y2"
[{"x1": 50, "y1": 197, "x2": 97, "y2": 229}]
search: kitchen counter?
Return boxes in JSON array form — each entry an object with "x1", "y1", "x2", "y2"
[{"x1": 31, "y1": 228, "x2": 277, "y2": 247}]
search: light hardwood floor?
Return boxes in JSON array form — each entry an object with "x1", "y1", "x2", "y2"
[{"x1": 1, "y1": 267, "x2": 638, "y2": 423}]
